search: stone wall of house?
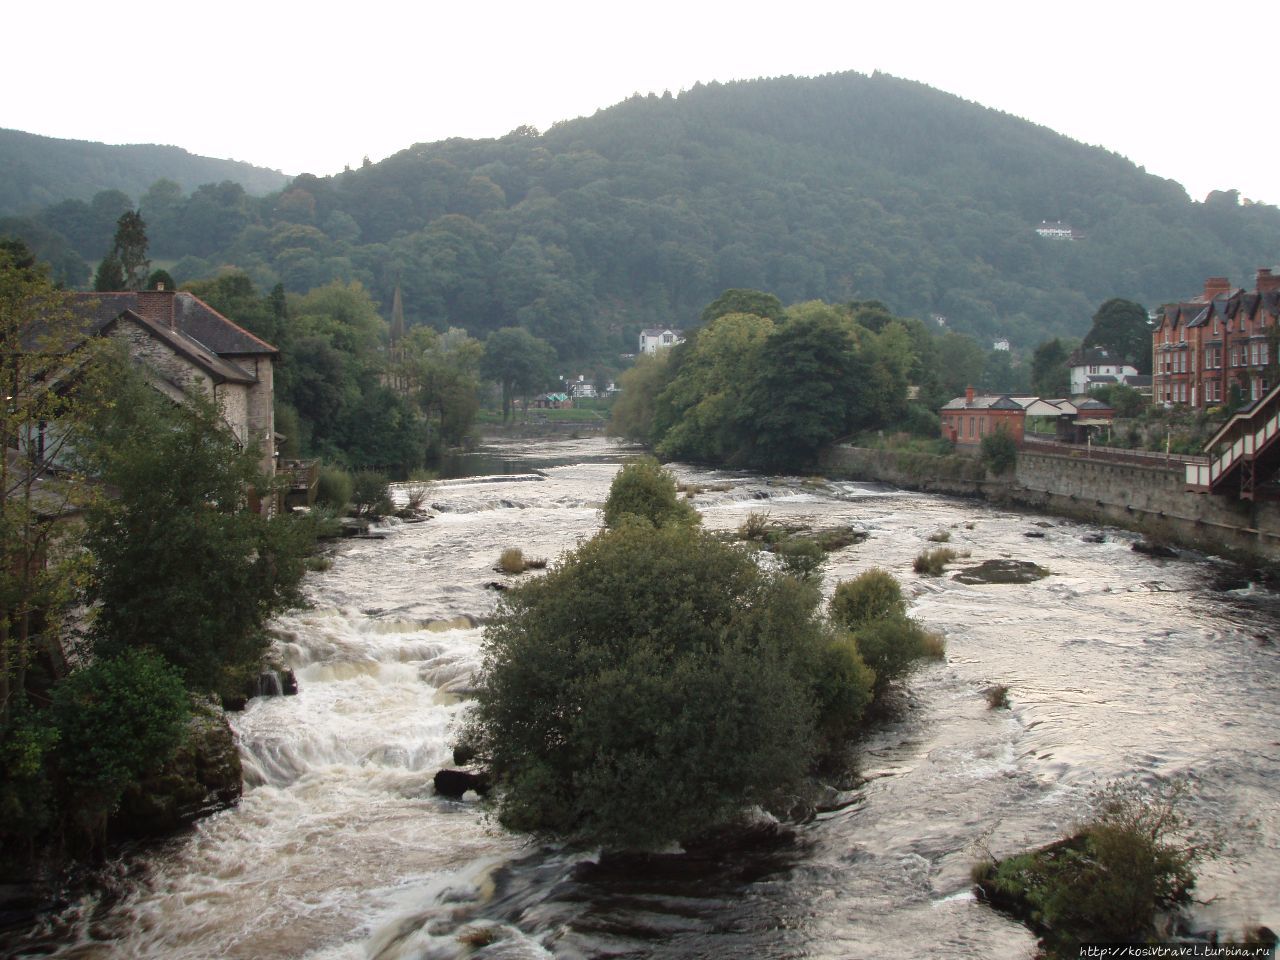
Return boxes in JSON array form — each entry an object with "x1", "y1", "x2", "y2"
[
  {"x1": 216, "y1": 383, "x2": 250, "y2": 448},
  {"x1": 108, "y1": 322, "x2": 212, "y2": 397},
  {"x1": 819, "y1": 444, "x2": 1280, "y2": 565},
  {"x1": 239, "y1": 356, "x2": 275, "y2": 474}
]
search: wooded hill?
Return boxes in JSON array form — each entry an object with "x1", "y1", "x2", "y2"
[{"x1": 7, "y1": 73, "x2": 1280, "y2": 361}]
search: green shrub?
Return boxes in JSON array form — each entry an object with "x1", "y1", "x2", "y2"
[
  {"x1": 978, "y1": 779, "x2": 1221, "y2": 953},
  {"x1": 315, "y1": 464, "x2": 354, "y2": 511},
  {"x1": 807, "y1": 634, "x2": 876, "y2": 756},
  {"x1": 602, "y1": 457, "x2": 699, "y2": 530},
  {"x1": 829, "y1": 568, "x2": 907, "y2": 629},
  {"x1": 981, "y1": 428, "x2": 1018, "y2": 475},
  {"x1": 738, "y1": 510, "x2": 772, "y2": 540},
  {"x1": 466, "y1": 522, "x2": 854, "y2": 849},
  {"x1": 351, "y1": 470, "x2": 391, "y2": 517},
  {"x1": 775, "y1": 537, "x2": 825, "y2": 581},
  {"x1": 0, "y1": 702, "x2": 58, "y2": 864},
  {"x1": 914, "y1": 547, "x2": 959, "y2": 576},
  {"x1": 902, "y1": 404, "x2": 942, "y2": 437},
  {"x1": 51, "y1": 651, "x2": 190, "y2": 831},
  {"x1": 985, "y1": 684, "x2": 1010, "y2": 709},
  {"x1": 852, "y1": 614, "x2": 936, "y2": 694}
]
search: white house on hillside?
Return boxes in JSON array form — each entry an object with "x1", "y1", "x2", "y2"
[{"x1": 639, "y1": 328, "x2": 683, "y2": 354}]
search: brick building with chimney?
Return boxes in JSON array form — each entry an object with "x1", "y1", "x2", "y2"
[
  {"x1": 1152, "y1": 268, "x2": 1280, "y2": 409},
  {"x1": 72, "y1": 289, "x2": 279, "y2": 476}
]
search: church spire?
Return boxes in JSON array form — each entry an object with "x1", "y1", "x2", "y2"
[{"x1": 390, "y1": 283, "x2": 405, "y2": 346}]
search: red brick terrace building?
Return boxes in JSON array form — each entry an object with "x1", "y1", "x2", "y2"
[{"x1": 1152, "y1": 268, "x2": 1280, "y2": 408}]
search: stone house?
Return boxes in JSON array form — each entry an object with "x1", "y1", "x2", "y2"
[{"x1": 72, "y1": 289, "x2": 279, "y2": 476}]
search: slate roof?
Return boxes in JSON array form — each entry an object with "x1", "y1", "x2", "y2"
[
  {"x1": 941, "y1": 393, "x2": 1024, "y2": 411},
  {"x1": 76, "y1": 292, "x2": 277, "y2": 356},
  {"x1": 102, "y1": 310, "x2": 257, "y2": 384}
]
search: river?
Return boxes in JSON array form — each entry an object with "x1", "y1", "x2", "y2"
[{"x1": 10, "y1": 436, "x2": 1279, "y2": 959}]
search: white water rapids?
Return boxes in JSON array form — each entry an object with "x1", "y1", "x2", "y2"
[{"x1": 11, "y1": 436, "x2": 1279, "y2": 959}]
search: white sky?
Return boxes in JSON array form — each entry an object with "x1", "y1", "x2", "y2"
[{"x1": 5, "y1": 0, "x2": 1276, "y2": 206}]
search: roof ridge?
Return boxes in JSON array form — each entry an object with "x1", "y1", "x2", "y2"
[{"x1": 181, "y1": 291, "x2": 279, "y2": 353}]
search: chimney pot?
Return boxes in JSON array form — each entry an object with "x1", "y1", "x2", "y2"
[{"x1": 965, "y1": 385, "x2": 975, "y2": 403}]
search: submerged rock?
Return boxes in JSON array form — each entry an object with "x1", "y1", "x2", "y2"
[
  {"x1": 1133, "y1": 541, "x2": 1178, "y2": 559},
  {"x1": 952, "y1": 559, "x2": 1050, "y2": 585},
  {"x1": 434, "y1": 769, "x2": 491, "y2": 799},
  {"x1": 111, "y1": 700, "x2": 242, "y2": 840}
]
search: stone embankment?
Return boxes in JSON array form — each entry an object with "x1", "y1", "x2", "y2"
[{"x1": 819, "y1": 445, "x2": 1280, "y2": 566}]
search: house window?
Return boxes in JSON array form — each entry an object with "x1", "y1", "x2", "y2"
[
  {"x1": 969, "y1": 416, "x2": 975, "y2": 438},
  {"x1": 978, "y1": 418, "x2": 985, "y2": 437}
]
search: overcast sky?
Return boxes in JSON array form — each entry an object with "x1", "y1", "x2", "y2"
[{"x1": 6, "y1": 0, "x2": 1275, "y2": 206}]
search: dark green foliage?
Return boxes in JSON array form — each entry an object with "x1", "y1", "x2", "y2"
[
  {"x1": 1089, "y1": 382, "x2": 1146, "y2": 418},
  {"x1": 0, "y1": 130, "x2": 287, "y2": 219},
  {"x1": 700, "y1": 288, "x2": 785, "y2": 325},
  {"x1": 977, "y1": 780, "x2": 1220, "y2": 955},
  {"x1": 109, "y1": 210, "x2": 149, "y2": 290},
  {"x1": 480, "y1": 327, "x2": 557, "y2": 422},
  {"x1": 774, "y1": 537, "x2": 825, "y2": 581},
  {"x1": 351, "y1": 470, "x2": 391, "y2": 517},
  {"x1": 901, "y1": 404, "x2": 942, "y2": 437},
  {"x1": 49, "y1": 650, "x2": 188, "y2": 811},
  {"x1": 852, "y1": 615, "x2": 938, "y2": 695},
  {"x1": 1031, "y1": 338, "x2": 1072, "y2": 398},
  {"x1": 315, "y1": 464, "x2": 354, "y2": 510},
  {"x1": 0, "y1": 701, "x2": 59, "y2": 861},
  {"x1": 79, "y1": 386, "x2": 310, "y2": 698},
  {"x1": 980, "y1": 427, "x2": 1018, "y2": 474},
  {"x1": 16, "y1": 74, "x2": 1280, "y2": 361},
  {"x1": 1083, "y1": 298, "x2": 1152, "y2": 374},
  {"x1": 466, "y1": 521, "x2": 856, "y2": 848},
  {"x1": 830, "y1": 568, "x2": 907, "y2": 629},
  {"x1": 145, "y1": 268, "x2": 174, "y2": 291},
  {"x1": 601, "y1": 457, "x2": 699, "y2": 530},
  {"x1": 93, "y1": 252, "x2": 124, "y2": 291}
]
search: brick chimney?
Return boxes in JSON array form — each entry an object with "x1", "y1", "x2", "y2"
[
  {"x1": 135, "y1": 288, "x2": 176, "y2": 329},
  {"x1": 1256, "y1": 268, "x2": 1280, "y2": 294},
  {"x1": 965, "y1": 385, "x2": 975, "y2": 404},
  {"x1": 1203, "y1": 277, "x2": 1232, "y2": 301}
]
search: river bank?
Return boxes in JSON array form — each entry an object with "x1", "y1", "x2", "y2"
[{"x1": 819, "y1": 443, "x2": 1280, "y2": 569}]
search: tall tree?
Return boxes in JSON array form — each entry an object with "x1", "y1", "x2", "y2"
[
  {"x1": 480, "y1": 327, "x2": 556, "y2": 422},
  {"x1": 1083, "y1": 298, "x2": 1152, "y2": 374},
  {"x1": 0, "y1": 243, "x2": 100, "y2": 721},
  {"x1": 108, "y1": 210, "x2": 150, "y2": 291},
  {"x1": 1031, "y1": 338, "x2": 1072, "y2": 398}
]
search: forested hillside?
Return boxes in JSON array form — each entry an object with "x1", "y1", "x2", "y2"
[
  {"x1": 6, "y1": 72, "x2": 1280, "y2": 360},
  {"x1": 0, "y1": 129, "x2": 289, "y2": 215}
]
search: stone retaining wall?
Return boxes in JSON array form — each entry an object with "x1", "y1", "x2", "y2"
[{"x1": 819, "y1": 445, "x2": 1280, "y2": 565}]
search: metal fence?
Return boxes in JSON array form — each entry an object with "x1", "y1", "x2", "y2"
[{"x1": 1021, "y1": 434, "x2": 1208, "y2": 469}]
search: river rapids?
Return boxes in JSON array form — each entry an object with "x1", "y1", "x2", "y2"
[{"x1": 9, "y1": 436, "x2": 1278, "y2": 959}]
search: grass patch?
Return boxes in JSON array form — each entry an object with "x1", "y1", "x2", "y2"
[
  {"x1": 920, "y1": 629, "x2": 946, "y2": 660},
  {"x1": 497, "y1": 548, "x2": 547, "y2": 574},
  {"x1": 305, "y1": 555, "x2": 333, "y2": 572},
  {"x1": 738, "y1": 510, "x2": 773, "y2": 541},
  {"x1": 927, "y1": 530, "x2": 951, "y2": 543},
  {"x1": 914, "y1": 547, "x2": 959, "y2": 576},
  {"x1": 985, "y1": 684, "x2": 1010, "y2": 709}
]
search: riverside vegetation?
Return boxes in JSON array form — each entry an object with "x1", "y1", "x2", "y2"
[
  {"x1": 462, "y1": 459, "x2": 942, "y2": 848},
  {"x1": 0, "y1": 247, "x2": 313, "y2": 898}
]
